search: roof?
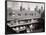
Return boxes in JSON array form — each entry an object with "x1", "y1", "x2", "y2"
[{"x1": 7, "y1": 10, "x2": 41, "y2": 21}]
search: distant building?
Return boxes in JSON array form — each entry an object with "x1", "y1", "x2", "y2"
[
  {"x1": 35, "y1": 6, "x2": 39, "y2": 12},
  {"x1": 20, "y1": 6, "x2": 22, "y2": 11}
]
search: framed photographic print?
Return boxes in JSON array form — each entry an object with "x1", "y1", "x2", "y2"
[{"x1": 5, "y1": 0, "x2": 45, "y2": 35}]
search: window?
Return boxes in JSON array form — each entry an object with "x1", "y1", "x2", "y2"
[
  {"x1": 18, "y1": 13, "x2": 21, "y2": 16},
  {"x1": 25, "y1": 13, "x2": 27, "y2": 16}
]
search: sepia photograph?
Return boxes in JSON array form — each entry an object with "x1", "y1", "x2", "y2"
[{"x1": 5, "y1": 0, "x2": 45, "y2": 34}]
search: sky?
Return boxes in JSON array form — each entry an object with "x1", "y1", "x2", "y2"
[{"x1": 7, "y1": 1, "x2": 44, "y2": 11}]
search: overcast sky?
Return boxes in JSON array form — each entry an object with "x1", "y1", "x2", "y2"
[{"x1": 7, "y1": 1, "x2": 44, "y2": 10}]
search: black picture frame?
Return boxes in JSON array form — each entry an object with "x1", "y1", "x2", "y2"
[{"x1": 5, "y1": 0, "x2": 45, "y2": 34}]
